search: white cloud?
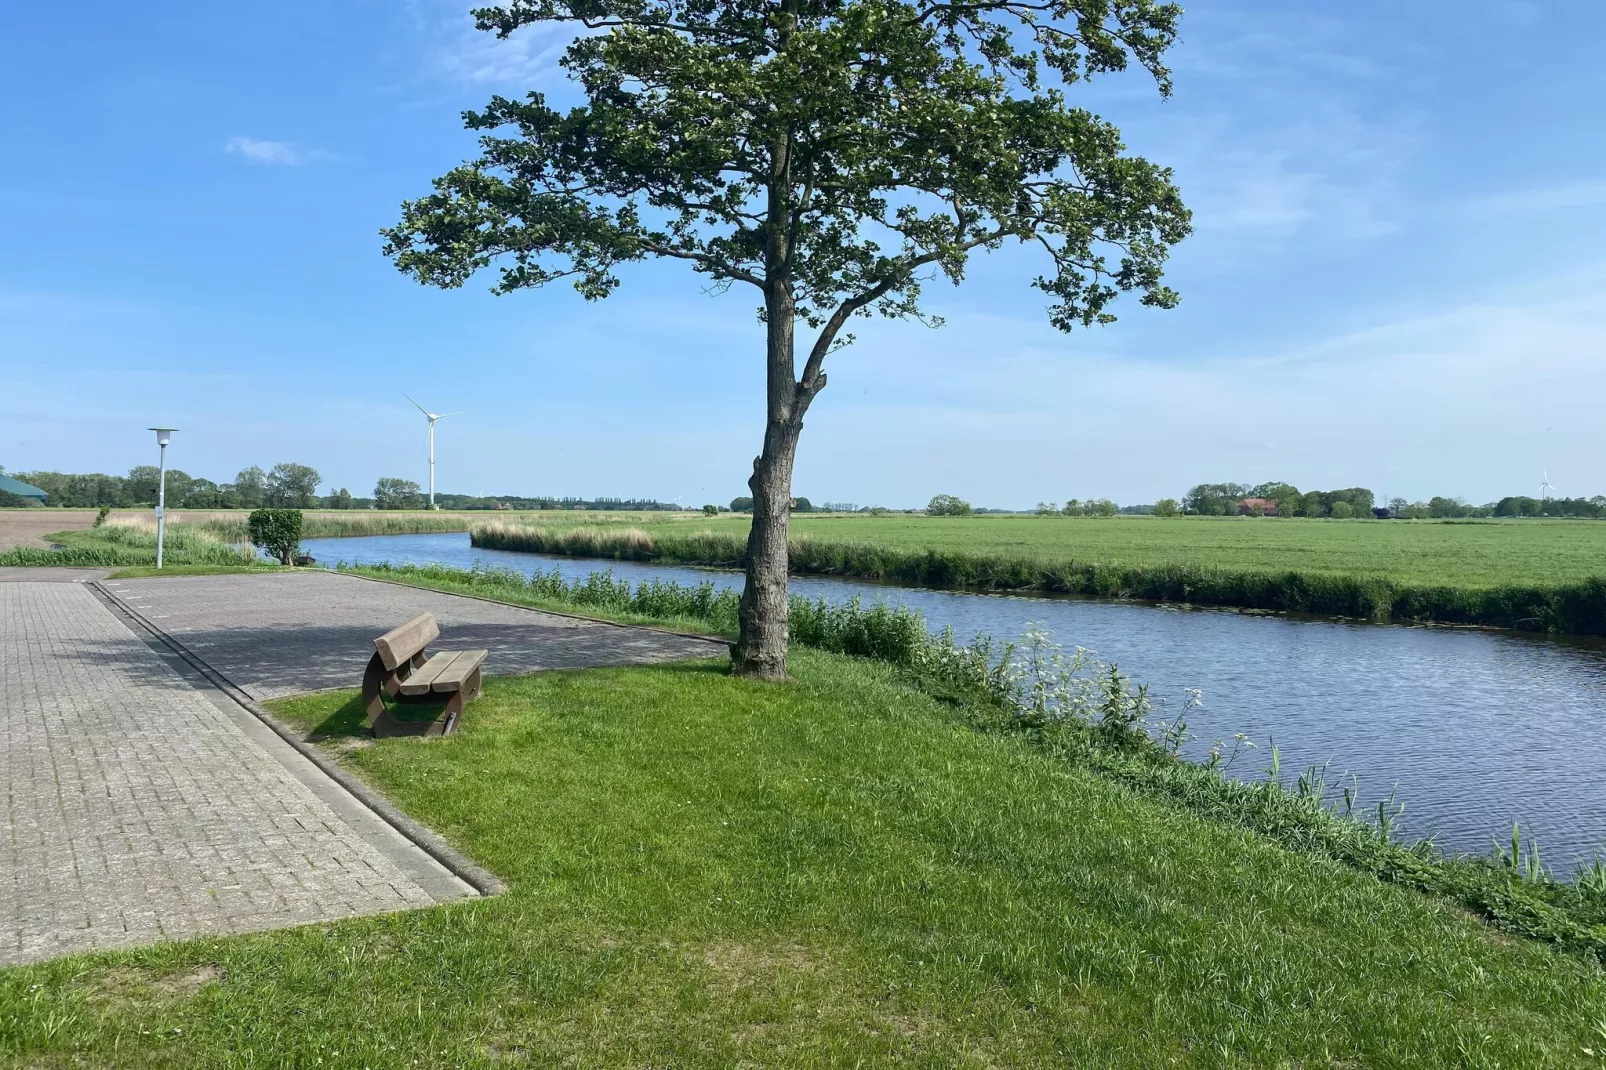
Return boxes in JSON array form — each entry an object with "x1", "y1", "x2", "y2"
[{"x1": 225, "y1": 137, "x2": 328, "y2": 166}]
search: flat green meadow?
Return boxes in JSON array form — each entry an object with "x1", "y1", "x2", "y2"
[
  {"x1": 586, "y1": 512, "x2": 1606, "y2": 589},
  {"x1": 4, "y1": 654, "x2": 1601, "y2": 1068},
  {"x1": 16, "y1": 509, "x2": 1604, "y2": 591}
]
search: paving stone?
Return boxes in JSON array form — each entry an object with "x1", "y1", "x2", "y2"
[
  {"x1": 101, "y1": 570, "x2": 726, "y2": 699},
  {"x1": 0, "y1": 582, "x2": 469, "y2": 966}
]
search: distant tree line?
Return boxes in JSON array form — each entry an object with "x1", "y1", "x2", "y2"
[
  {"x1": 13, "y1": 464, "x2": 346, "y2": 509},
  {"x1": 1487, "y1": 495, "x2": 1606, "y2": 518},
  {"x1": 1181, "y1": 483, "x2": 1377, "y2": 518},
  {"x1": 4, "y1": 466, "x2": 695, "y2": 512},
  {"x1": 1182, "y1": 482, "x2": 1606, "y2": 519},
  {"x1": 730, "y1": 496, "x2": 816, "y2": 513}
]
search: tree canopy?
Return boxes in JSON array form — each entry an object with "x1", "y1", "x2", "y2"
[
  {"x1": 386, "y1": 0, "x2": 1190, "y2": 340},
  {"x1": 384, "y1": 0, "x2": 1192, "y2": 677}
]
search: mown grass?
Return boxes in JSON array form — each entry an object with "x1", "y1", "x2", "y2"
[
  {"x1": 3, "y1": 653, "x2": 1603, "y2": 1068},
  {"x1": 351, "y1": 560, "x2": 1606, "y2": 952},
  {"x1": 468, "y1": 513, "x2": 1606, "y2": 587},
  {"x1": 471, "y1": 518, "x2": 1606, "y2": 636},
  {"x1": 782, "y1": 514, "x2": 1606, "y2": 587}
]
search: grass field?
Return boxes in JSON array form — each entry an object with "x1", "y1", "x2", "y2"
[
  {"x1": 12, "y1": 510, "x2": 1606, "y2": 632},
  {"x1": 792, "y1": 514, "x2": 1606, "y2": 586},
  {"x1": 12, "y1": 509, "x2": 1605, "y2": 589},
  {"x1": 469, "y1": 514, "x2": 1606, "y2": 635},
  {"x1": 3, "y1": 654, "x2": 1602, "y2": 1068},
  {"x1": 475, "y1": 512, "x2": 1606, "y2": 588}
]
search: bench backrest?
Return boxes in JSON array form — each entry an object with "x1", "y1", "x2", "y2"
[{"x1": 374, "y1": 612, "x2": 440, "y2": 670}]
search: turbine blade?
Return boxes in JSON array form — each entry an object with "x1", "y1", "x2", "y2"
[
  {"x1": 403, "y1": 393, "x2": 432, "y2": 417},
  {"x1": 436, "y1": 411, "x2": 463, "y2": 418}
]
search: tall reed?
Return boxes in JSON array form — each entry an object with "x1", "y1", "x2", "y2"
[{"x1": 197, "y1": 512, "x2": 483, "y2": 541}]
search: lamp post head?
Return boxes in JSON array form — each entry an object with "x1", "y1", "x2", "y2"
[{"x1": 149, "y1": 427, "x2": 177, "y2": 447}]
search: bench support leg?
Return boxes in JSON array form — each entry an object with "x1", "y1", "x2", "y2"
[
  {"x1": 361, "y1": 652, "x2": 389, "y2": 728},
  {"x1": 361, "y1": 651, "x2": 479, "y2": 739}
]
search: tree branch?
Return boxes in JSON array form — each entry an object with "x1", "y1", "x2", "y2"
[
  {"x1": 635, "y1": 238, "x2": 765, "y2": 288},
  {"x1": 793, "y1": 224, "x2": 1019, "y2": 410}
]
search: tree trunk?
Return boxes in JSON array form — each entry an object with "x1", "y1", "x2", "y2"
[
  {"x1": 731, "y1": 282, "x2": 803, "y2": 678},
  {"x1": 732, "y1": 125, "x2": 815, "y2": 679},
  {"x1": 732, "y1": 427, "x2": 799, "y2": 678}
]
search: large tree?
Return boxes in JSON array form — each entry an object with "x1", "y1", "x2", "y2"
[
  {"x1": 384, "y1": 0, "x2": 1191, "y2": 678},
  {"x1": 264, "y1": 463, "x2": 323, "y2": 508}
]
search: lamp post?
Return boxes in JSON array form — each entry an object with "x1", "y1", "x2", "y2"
[{"x1": 149, "y1": 428, "x2": 177, "y2": 568}]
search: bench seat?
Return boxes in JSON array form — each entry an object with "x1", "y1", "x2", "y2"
[
  {"x1": 360, "y1": 612, "x2": 487, "y2": 737},
  {"x1": 398, "y1": 649, "x2": 489, "y2": 695}
]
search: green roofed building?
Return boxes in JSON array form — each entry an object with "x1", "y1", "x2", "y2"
[{"x1": 0, "y1": 475, "x2": 49, "y2": 503}]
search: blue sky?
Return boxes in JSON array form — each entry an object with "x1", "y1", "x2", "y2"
[{"x1": 3, "y1": 1, "x2": 1603, "y2": 508}]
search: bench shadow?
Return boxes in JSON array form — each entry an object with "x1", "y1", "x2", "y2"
[
  {"x1": 303, "y1": 693, "x2": 455, "y2": 741},
  {"x1": 117, "y1": 620, "x2": 724, "y2": 700},
  {"x1": 302, "y1": 695, "x2": 372, "y2": 740}
]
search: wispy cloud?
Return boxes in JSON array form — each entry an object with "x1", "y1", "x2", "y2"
[
  {"x1": 423, "y1": 1, "x2": 578, "y2": 89},
  {"x1": 224, "y1": 136, "x2": 329, "y2": 166},
  {"x1": 1455, "y1": 179, "x2": 1606, "y2": 219},
  {"x1": 796, "y1": 261, "x2": 1606, "y2": 505},
  {"x1": 1123, "y1": 10, "x2": 1417, "y2": 262}
]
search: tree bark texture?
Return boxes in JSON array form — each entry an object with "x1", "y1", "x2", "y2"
[
  {"x1": 732, "y1": 132, "x2": 805, "y2": 679},
  {"x1": 731, "y1": 284, "x2": 802, "y2": 679}
]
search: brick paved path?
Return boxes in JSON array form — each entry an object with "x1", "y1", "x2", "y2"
[
  {"x1": 101, "y1": 570, "x2": 725, "y2": 700},
  {"x1": 1, "y1": 582, "x2": 472, "y2": 966}
]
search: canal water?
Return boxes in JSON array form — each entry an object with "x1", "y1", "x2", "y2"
[{"x1": 303, "y1": 531, "x2": 1606, "y2": 870}]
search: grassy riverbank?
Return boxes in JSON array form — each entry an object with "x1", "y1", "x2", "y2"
[
  {"x1": 471, "y1": 518, "x2": 1606, "y2": 635},
  {"x1": 351, "y1": 561, "x2": 1606, "y2": 949},
  {"x1": 0, "y1": 518, "x2": 254, "y2": 568},
  {"x1": 3, "y1": 652, "x2": 1602, "y2": 1067}
]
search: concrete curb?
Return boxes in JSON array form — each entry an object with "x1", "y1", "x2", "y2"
[{"x1": 91, "y1": 581, "x2": 507, "y2": 898}]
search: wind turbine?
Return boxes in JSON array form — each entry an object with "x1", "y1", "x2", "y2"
[
  {"x1": 1539, "y1": 470, "x2": 1558, "y2": 511},
  {"x1": 404, "y1": 394, "x2": 461, "y2": 509}
]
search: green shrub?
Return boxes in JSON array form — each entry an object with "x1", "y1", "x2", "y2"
[
  {"x1": 93, "y1": 505, "x2": 111, "y2": 527},
  {"x1": 248, "y1": 509, "x2": 303, "y2": 565}
]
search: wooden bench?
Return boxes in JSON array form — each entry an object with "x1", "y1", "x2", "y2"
[{"x1": 361, "y1": 612, "x2": 487, "y2": 737}]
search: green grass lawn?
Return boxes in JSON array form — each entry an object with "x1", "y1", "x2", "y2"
[
  {"x1": 5, "y1": 653, "x2": 1601, "y2": 1068},
  {"x1": 540, "y1": 512, "x2": 1606, "y2": 589},
  {"x1": 796, "y1": 514, "x2": 1606, "y2": 587}
]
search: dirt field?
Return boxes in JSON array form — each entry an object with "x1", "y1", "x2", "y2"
[{"x1": 0, "y1": 510, "x2": 98, "y2": 551}]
